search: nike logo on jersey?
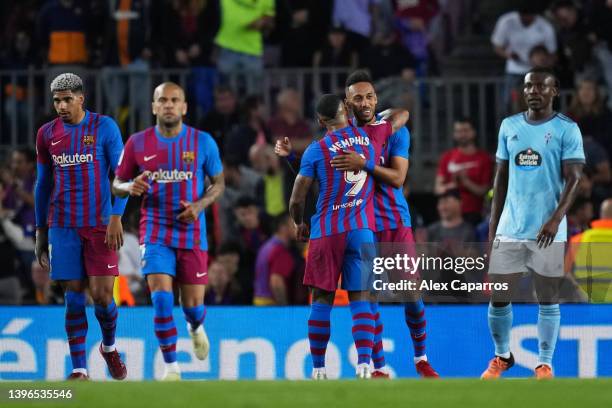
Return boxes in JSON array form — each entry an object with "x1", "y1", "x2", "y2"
[
  {"x1": 196, "y1": 272, "x2": 207, "y2": 278},
  {"x1": 447, "y1": 161, "x2": 478, "y2": 174},
  {"x1": 144, "y1": 155, "x2": 157, "y2": 162},
  {"x1": 107, "y1": 264, "x2": 116, "y2": 269},
  {"x1": 51, "y1": 140, "x2": 62, "y2": 146}
]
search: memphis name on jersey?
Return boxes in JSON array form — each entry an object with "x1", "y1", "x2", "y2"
[{"x1": 327, "y1": 134, "x2": 370, "y2": 153}]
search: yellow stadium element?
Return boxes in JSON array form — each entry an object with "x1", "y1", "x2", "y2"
[{"x1": 113, "y1": 276, "x2": 135, "y2": 306}]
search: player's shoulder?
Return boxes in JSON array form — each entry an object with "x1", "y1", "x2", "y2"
[
  {"x1": 190, "y1": 126, "x2": 215, "y2": 142},
  {"x1": 554, "y1": 112, "x2": 577, "y2": 125},
  {"x1": 127, "y1": 126, "x2": 154, "y2": 144},
  {"x1": 37, "y1": 117, "x2": 60, "y2": 139},
  {"x1": 498, "y1": 11, "x2": 519, "y2": 25},
  {"x1": 502, "y1": 112, "x2": 524, "y2": 125},
  {"x1": 92, "y1": 112, "x2": 121, "y2": 133}
]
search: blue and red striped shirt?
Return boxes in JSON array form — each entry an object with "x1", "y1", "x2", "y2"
[
  {"x1": 115, "y1": 125, "x2": 223, "y2": 250},
  {"x1": 35, "y1": 111, "x2": 126, "y2": 228},
  {"x1": 299, "y1": 121, "x2": 392, "y2": 238}
]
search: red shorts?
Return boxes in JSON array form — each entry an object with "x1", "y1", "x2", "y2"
[
  {"x1": 141, "y1": 243, "x2": 208, "y2": 285},
  {"x1": 49, "y1": 226, "x2": 119, "y2": 281},
  {"x1": 375, "y1": 225, "x2": 420, "y2": 279}
]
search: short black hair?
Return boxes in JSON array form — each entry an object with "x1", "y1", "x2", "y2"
[
  {"x1": 526, "y1": 66, "x2": 560, "y2": 88},
  {"x1": 316, "y1": 93, "x2": 343, "y2": 119},
  {"x1": 272, "y1": 212, "x2": 292, "y2": 232},
  {"x1": 217, "y1": 241, "x2": 242, "y2": 256},
  {"x1": 454, "y1": 116, "x2": 475, "y2": 128},
  {"x1": 551, "y1": 0, "x2": 576, "y2": 11},
  {"x1": 223, "y1": 154, "x2": 241, "y2": 169},
  {"x1": 345, "y1": 70, "x2": 373, "y2": 89},
  {"x1": 14, "y1": 146, "x2": 36, "y2": 163},
  {"x1": 234, "y1": 195, "x2": 258, "y2": 209}
]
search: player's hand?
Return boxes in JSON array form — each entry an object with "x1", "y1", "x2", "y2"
[
  {"x1": 35, "y1": 228, "x2": 50, "y2": 273},
  {"x1": 536, "y1": 217, "x2": 560, "y2": 248},
  {"x1": 129, "y1": 173, "x2": 151, "y2": 196},
  {"x1": 105, "y1": 215, "x2": 124, "y2": 251},
  {"x1": 177, "y1": 200, "x2": 202, "y2": 223},
  {"x1": 330, "y1": 150, "x2": 366, "y2": 172},
  {"x1": 296, "y1": 223, "x2": 310, "y2": 242},
  {"x1": 274, "y1": 137, "x2": 292, "y2": 157}
]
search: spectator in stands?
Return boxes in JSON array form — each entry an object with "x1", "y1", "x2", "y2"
[
  {"x1": 218, "y1": 154, "x2": 264, "y2": 240},
  {"x1": 199, "y1": 85, "x2": 240, "y2": 155},
  {"x1": 215, "y1": 0, "x2": 275, "y2": 81},
  {"x1": 249, "y1": 144, "x2": 287, "y2": 216},
  {"x1": 529, "y1": 44, "x2": 555, "y2": 70},
  {"x1": 332, "y1": 0, "x2": 378, "y2": 53},
  {"x1": 567, "y1": 196, "x2": 594, "y2": 239},
  {"x1": 216, "y1": 241, "x2": 250, "y2": 304},
  {"x1": 233, "y1": 196, "x2": 270, "y2": 256},
  {"x1": 204, "y1": 261, "x2": 242, "y2": 305},
  {"x1": 37, "y1": 0, "x2": 99, "y2": 67},
  {"x1": 118, "y1": 210, "x2": 146, "y2": 305},
  {"x1": 312, "y1": 25, "x2": 358, "y2": 69},
  {"x1": 394, "y1": 0, "x2": 440, "y2": 77},
  {"x1": 435, "y1": 117, "x2": 492, "y2": 225},
  {"x1": 550, "y1": 0, "x2": 594, "y2": 88},
  {"x1": 566, "y1": 79, "x2": 612, "y2": 158},
  {"x1": 253, "y1": 213, "x2": 298, "y2": 305},
  {"x1": 224, "y1": 95, "x2": 269, "y2": 165},
  {"x1": 587, "y1": 0, "x2": 612, "y2": 110},
  {"x1": 0, "y1": 182, "x2": 20, "y2": 305},
  {"x1": 267, "y1": 88, "x2": 312, "y2": 155},
  {"x1": 581, "y1": 134, "x2": 611, "y2": 210},
  {"x1": 101, "y1": 0, "x2": 155, "y2": 131},
  {"x1": 491, "y1": 2, "x2": 557, "y2": 111},
  {"x1": 278, "y1": 0, "x2": 331, "y2": 67}
]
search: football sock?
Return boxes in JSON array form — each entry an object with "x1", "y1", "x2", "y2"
[
  {"x1": 488, "y1": 303, "x2": 513, "y2": 358},
  {"x1": 308, "y1": 302, "x2": 332, "y2": 369},
  {"x1": 350, "y1": 301, "x2": 375, "y2": 365},
  {"x1": 370, "y1": 302, "x2": 386, "y2": 369},
  {"x1": 65, "y1": 291, "x2": 88, "y2": 371},
  {"x1": 537, "y1": 304, "x2": 560, "y2": 366},
  {"x1": 183, "y1": 304, "x2": 206, "y2": 331},
  {"x1": 404, "y1": 299, "x2": 427, "y2": 358},
  {"x1": 151, "y1": 291, "x2": 177, "y2": 364},
  {"x1": 94, "y1": 300, "x2": 118, "y2": 350}
]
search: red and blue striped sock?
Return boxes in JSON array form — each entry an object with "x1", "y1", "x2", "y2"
[
  {"x1": 64, "y1": 291, "x2": 88, "y2": 370},
  {"x1": 350, "y1": 301, "x2": 375, "y2": 365},
  {"x1": 183, "y1": 304, "x2": 206, "y2": 331},
  {"x1": 308, "y1": 303, "x2": 332, "y2": 369},
  {"x1": 94, "y1": 300, "x2": 118, "y2": 347},
  {"x1": 370, "y1": 302, "x2": 386, "y2": 369},
  {"x1": 405, "y1": 299, "x2": 426, "y2": 358},
  {"x1": 151, "y1": 291, "x2": 177, "y2": 363}
]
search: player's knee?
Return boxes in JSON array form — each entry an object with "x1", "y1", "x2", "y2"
[
  {"x1": 90, "y1": 286, "x2": 114, "y2": 306},
  {"x1": 311, "y1": 288, "x2": 334, "y2": 305}
]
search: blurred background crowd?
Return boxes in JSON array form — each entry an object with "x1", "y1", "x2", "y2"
[{"x1": 0, "y1": 0, "x2": 611, "y2": 305}]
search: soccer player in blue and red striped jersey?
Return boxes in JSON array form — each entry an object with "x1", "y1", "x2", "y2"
[
  {"x1": 35, "y1": 73, "x2": 128, "y2": 380},
  {"x1": 334, "y1": 70, "x2": 439, "y2": 378},
  {"x1": 289, "y1": 93, "x2": 408, "y2": 379},
  {"x1": 113, "y1": 82, "x2": 224, "y2": 381}
]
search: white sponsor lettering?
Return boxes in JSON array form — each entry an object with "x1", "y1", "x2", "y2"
[
  {"x1": 145, "y1": 168, "x2": 193, "y2": 184},
  {"x1": 328, "y1": 136, "x2": 370, "y2": 153},
  {"x1": 332, "y1": 198, "x2": 363, "y2": 211},
  {"x1": 52, "y1": 153, "x2": 93, "y2": 167}
]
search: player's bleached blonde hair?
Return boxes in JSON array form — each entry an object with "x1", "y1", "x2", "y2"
[{"x1": 50, "y1": 73, "x2": 84, "y2": 93}]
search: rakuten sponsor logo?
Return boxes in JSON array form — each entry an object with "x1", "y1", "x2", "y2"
[
  {"x1": 52, "y1": 153, "x2": 93, "y2": 167},
  {"x1": 145, "y1": 168, "x2": 193, "y2": 183}
]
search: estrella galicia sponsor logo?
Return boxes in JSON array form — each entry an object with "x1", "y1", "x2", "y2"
[
  {"x1": 52, "y1": 153, "x2": 93, "y2": 167},
  {"x1": 145, "y1": 168, "x2": 193, "y2": 183},
  {"x1": 515, "y1": 148, "x2": 542, "y2": 171}
]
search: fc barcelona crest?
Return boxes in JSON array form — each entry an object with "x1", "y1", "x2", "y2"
[
  {"x1": 83, "y1": 135, "x2": 95, "y2": 145},
  {"x1": 182, "y1": 151, "x2": 195, "y2": 164}
]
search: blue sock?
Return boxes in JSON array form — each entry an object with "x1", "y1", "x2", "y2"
[
  {"x1": 488, "y1": 303, "x2": 513, "y2": 357},
  {"x1": 94, "y1": 300, "x2": 118, "y2": 347},
  {"x1": 370, "y1": 302, "x2": 386, "y2": 369},
  {"x1": 151, "y1": 291, "x2": 177, "y2": 364},
  {"x1": 350, "y1": 301, "x2": 375, "y2": 365},
  {"x1": 404, "y1": 299, "x2": 426, "y2": 358},
  {"x1": 65, "y1": 291, "x2": 88, "y2": 370},
  {"x1": 308, "y1": 303, "x2": 332, "y2": 369},
  {"x1": 537, "y1": 304, "x2": 560, "y2": 366},
  {"x1": 183, "y1": 304, "x2": 206, "y2": 331}
]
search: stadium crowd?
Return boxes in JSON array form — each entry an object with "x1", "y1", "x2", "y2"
[{"x1": 0, "y1": 0, "x2": 611, "y2": 305}]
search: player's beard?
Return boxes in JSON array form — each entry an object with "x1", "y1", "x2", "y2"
[
  {"x1": 160, "y1": 116, "x2": 181, "y2": 129},
  {"x1": 352, "y1": 106, "x2": 375, "y2": 125}
]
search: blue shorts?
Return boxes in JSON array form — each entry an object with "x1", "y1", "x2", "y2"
[
  {"x1": 304, "y1": 229, "x2": 376, "y2": 292},
  {"x1": 141, "y1": 243, "x2": 208, "y2": 285},
  {"x1": 48, "y1": 227, "x2": 119, "y2": 281}
]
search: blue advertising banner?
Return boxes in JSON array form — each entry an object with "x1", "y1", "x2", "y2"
[{"x1": 0, "y1": 305, "x2": 611, "y2": 380}]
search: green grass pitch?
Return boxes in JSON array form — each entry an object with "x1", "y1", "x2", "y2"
[{"x1": 1, "y1": 379, "x2": 611, "y2": 408}]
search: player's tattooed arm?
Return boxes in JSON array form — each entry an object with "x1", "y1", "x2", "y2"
[
  {"x1": 488, "y1": 160, "x2": 509, "y2": 243},
  {"x1": 536, "y1": 162, "x2": 583, "y2": 248},
  {"x1": 112, "y1": 173, "x2": 151, "y2": 198},
  {"x1": 379, "y1": 109, "x2": 409, "y2": 133},
  {"x1": 289, "y1": 175, "x2": 313, "y2": 242},
  {"x1": 177, "y1": 172, "x2": 225, "y2": 223}
]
